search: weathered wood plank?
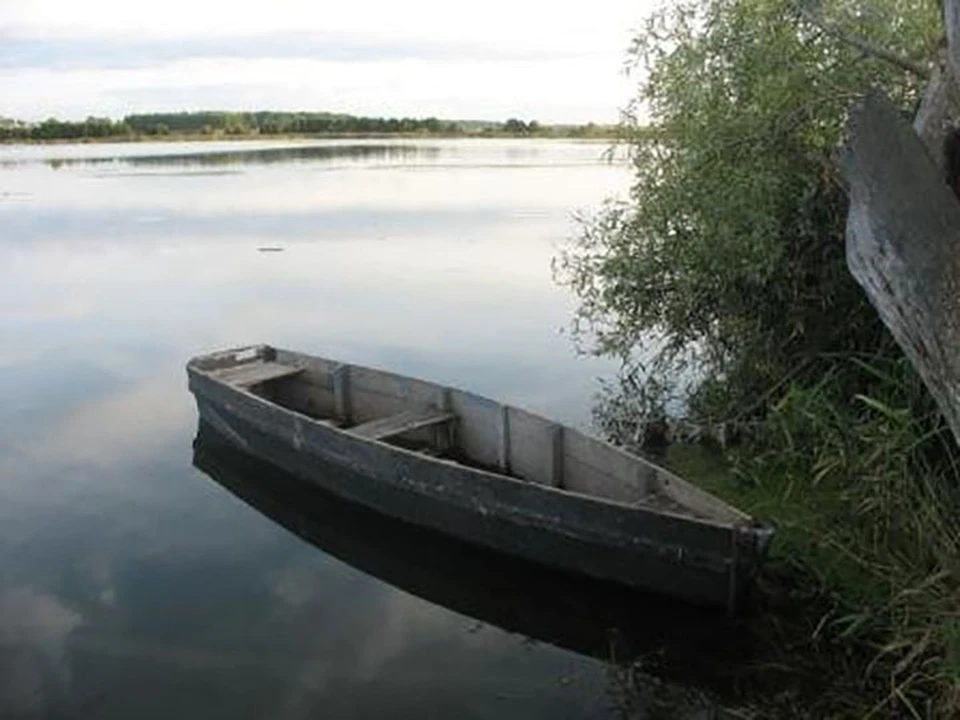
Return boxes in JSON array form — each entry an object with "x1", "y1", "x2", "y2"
[
  {"x1": 435, "y1": 388, "x2": 454, "y2": 452},
  {"x1": 842, "y1": 89, "x2": 960, "y2": 446},
  {"x1": 448, "y1": 390, "x2": 502, "y2": 469},
  {"x1": 913, "y1": 59, "x2": 960, "y2": 172},
  {"x1": 913, "y1": 0, "x2": 960, "y2": 170},
  {"x1": 347, "y1": 408, "x2": 456, "y2": 440},
  {"x1": 333, "y1": 364, "x2": 351, "y2": 423},
  {"x1": 549, "y1": 424, "x2": 564, "y2": 489},
  {"x1": 212, "y1": 361, "x2": 303, "y2": 387},
  {"x1": 498, "y1": 405, "x2": 511, "y2": 474},
  {"x1": 564, "y1": 430, "x2": 648, "y2": 504},
  {"x1": 947, "y1": 0, "x2": 960, "y2": 80},
  {"x1": 504, "y1": 407, "x2": 556, "y2": 487}
]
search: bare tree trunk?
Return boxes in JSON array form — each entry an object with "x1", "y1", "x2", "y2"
[
  {"x1": 843, "y1": 0, "x2": 960, "y2": 447},
  {"x1": 913, "y1": 55, "x2": 960, "y2": 171}
]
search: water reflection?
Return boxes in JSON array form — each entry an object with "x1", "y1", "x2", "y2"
[
  {"x1": 192, "y1": 422, "x2": 745, "y2": 701},
  {"x1": 0, "y1": 588, "x2": 82, "y2": 718},
  {"x1": 1, "y1": 143, "x2": 438, "y2": 170},
  {"x1": 0, "y1": 138, "x2": 682, "y2": 718},
  {"x1": 55, "y1": 144, "x2": 437, "y2": 170},
  {"x1": 0, "y1": 139, "x2": 619, "y2": 173}
]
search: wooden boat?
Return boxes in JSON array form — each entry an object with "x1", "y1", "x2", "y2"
[
  {"x1": 192, "y1": 422, "x2": 747, "y2": 690},
  {"x1": 186, "y1": 345, "x2": 772, "y2": 612}
]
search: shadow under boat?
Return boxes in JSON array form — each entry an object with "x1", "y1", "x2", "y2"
[{"x1": 192, "y1": 421, "x2": 753, "y2": 696}]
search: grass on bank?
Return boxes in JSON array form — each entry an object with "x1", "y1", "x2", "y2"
[{"x1": 650, "y1": 355, "x2": 960, "y2": 718}]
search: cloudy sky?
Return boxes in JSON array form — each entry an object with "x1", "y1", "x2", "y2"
[{"x1": 0, "y1": 0, "x2": 652, "y2": 123}]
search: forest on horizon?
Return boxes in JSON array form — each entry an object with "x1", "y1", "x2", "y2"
[{"x1": 0, "y1": 111, "x2": 615, "y2": 141}]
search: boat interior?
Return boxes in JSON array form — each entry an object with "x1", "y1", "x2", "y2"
[{"x1": 191, "y1": 346, "x2": 750, "y2": 525}]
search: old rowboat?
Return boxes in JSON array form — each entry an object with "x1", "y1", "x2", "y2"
[
  {"x1": 193, "y1": 424, "x2": 744, "y2": 682},
  {"x1": 186, "y1": 345, "x2": 772, "y2": 612}
]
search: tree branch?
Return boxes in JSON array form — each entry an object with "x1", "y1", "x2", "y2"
[{"x1": 796, "y1": 4, "x2": 931, "y2": 78}]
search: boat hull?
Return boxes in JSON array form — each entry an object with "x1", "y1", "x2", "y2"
[
  {"x1": 188, "y1": 366, "x2": 768, "y2": 611},
  {"x1": 193, "y1": 423, "x2": 748, "y2": 690}
]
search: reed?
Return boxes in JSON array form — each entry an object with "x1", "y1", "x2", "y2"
[{"x1": 656, "y1": 354, "x2": 960, "y2": 717}]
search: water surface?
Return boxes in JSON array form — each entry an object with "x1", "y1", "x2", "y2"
[{"x1": 0, "y1": 138, "x2": 723, "y2": 718}]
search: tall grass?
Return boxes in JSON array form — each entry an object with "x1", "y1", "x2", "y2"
[{"x1": 639, "y1": 353, "x2": 960, "y2": 717}]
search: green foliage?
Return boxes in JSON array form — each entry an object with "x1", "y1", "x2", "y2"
[
  {"x1": 0, "y1": 111, "x2": 596, "y2": 142},
  {"x1": 559, "y1": 0, "x2": 938, "y2": 408},
  {"x1": 558, "y1": 0, "x2": 944, "y2": 477},
  {"x1": 504, "y1": 118, "x2": 540, "y2": 134},
  {"x1": 0, "y1": 116, "x2": 134, "y2": 141},
  {"x1": 122, "y1": 111, "x2": 454, "y2": 136},
  {"x1": 665, "y1": 357, "x2": 960, "y2": 717},
  {"x1": 556, "y1": 0, "x2": 960, "y2": 714}
]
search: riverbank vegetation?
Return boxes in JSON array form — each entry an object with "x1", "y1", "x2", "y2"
[
  {"x1": 0, "y1": 111, "x2": 616, "y2": 143},
  {"x1": 557, "y1": 0, "x2": 960, "y2": 716}
]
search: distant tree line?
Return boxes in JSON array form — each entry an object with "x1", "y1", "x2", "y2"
[
  {"x1": 0, "y1": 116, "x2": 130, "y2": 141},
  {"x1": 0, "y1": 111, "x2": 609, "y2": 142},
  {"x1": 124, "y1": 111, "x2": 459, "y2": 136},
  {"x1": 0, "y1": 112, "x2": 616, "y2": 142}
]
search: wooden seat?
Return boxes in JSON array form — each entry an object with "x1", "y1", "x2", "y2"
[
  {"x1": 347, "y1": 408, "x2": 456, "y2": 441},
  {"x1": 213, "y1": 361, "x2": 304, "y2": 388}
]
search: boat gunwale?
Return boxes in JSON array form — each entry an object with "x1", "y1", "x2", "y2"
[{"x1": 186, "y1": 346, "x2": 765, "y2": 539}]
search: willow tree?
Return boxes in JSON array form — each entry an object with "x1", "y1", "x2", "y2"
[
  {"x1": 558, "y1": 3, "x2": 960, "y2": 712},
  {"x1": 558, "y1": 0, "x2": 941, "y2": 449}
]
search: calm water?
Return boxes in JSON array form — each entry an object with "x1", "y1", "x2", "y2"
[{"x1": 0, "y1": 139, "x2": 727, "y2": 718}]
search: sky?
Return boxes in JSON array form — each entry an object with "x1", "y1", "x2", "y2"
[{"x1": 0, "y1": 0, "x2": 654, "y2": 124}]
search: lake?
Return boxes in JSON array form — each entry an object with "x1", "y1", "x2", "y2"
[{"x1": 0, "y1": 138, "x2": 727, "y2": 719}]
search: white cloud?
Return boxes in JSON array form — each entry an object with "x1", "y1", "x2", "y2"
[
  {"x1": 0, "y1": 0, "x2": 653, "y2": 121},
  {"x1": 1, "y1": 0, "x2": 645, "y2": 46},
  {"x1": 0, "y1": 588, "x2": 83, "y2": 716}
]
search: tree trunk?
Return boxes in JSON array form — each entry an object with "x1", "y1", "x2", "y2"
[{"x1": 843, "y1": 0, "x2": 960, "y2": 447}]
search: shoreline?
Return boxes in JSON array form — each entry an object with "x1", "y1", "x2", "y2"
[{"x1": 0, "y1": 131, "x2": 620, "y2": 146}]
